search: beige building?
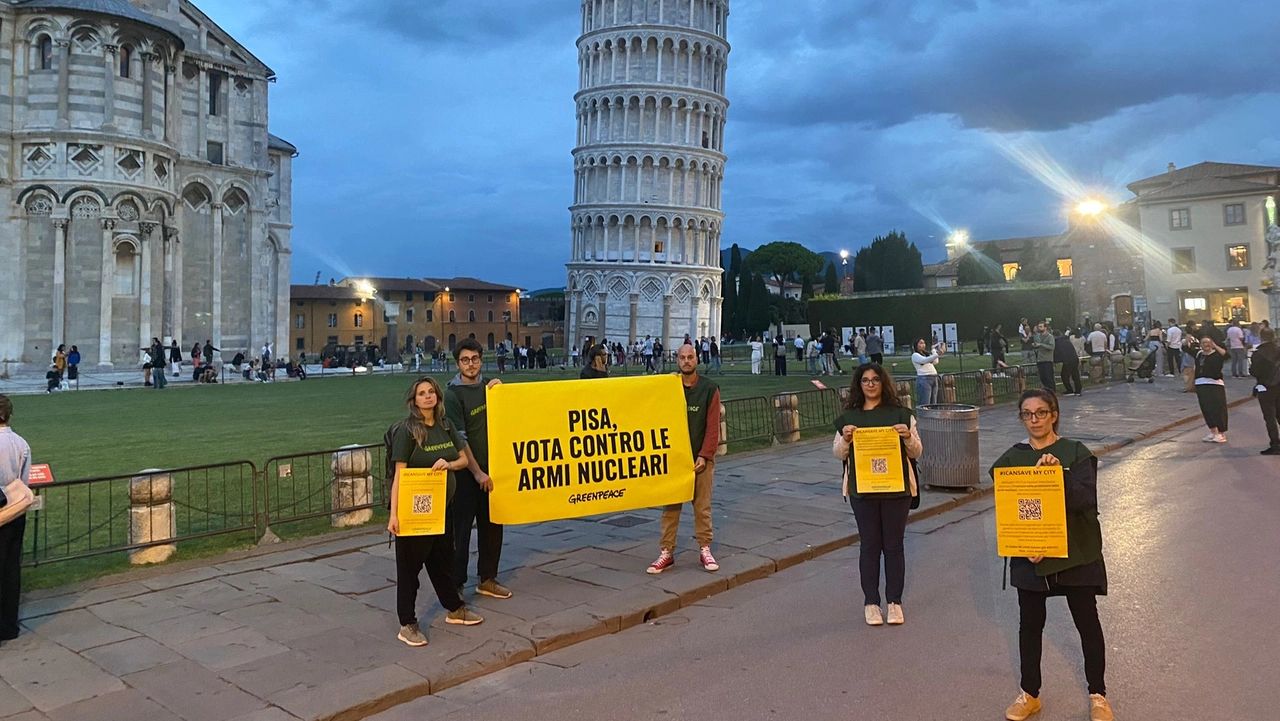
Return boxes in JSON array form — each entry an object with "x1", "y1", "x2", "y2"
[{"x1": 1128, "y1": 162, "x2": 1279, "y2": 325}]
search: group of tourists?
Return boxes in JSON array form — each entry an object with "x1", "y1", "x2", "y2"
[{"x1": 385, "y1": 339, "x2": 721, "y2": 647}]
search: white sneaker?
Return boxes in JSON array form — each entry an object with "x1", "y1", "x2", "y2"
[
  {"x1": 1213, "y1": 434, "x2": 1227, "y2": 443},
  {"x1": 886, "y1": 603, "x2": 904, "y2": 625},
  {"x1": 864, "y1": 605, "x2": 884, "y2": 626},
  {"x1": 1202, "y1": 434, "x2": 1218, "y2": 442}
]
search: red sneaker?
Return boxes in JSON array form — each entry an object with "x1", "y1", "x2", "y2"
[
  {"x1": 699, "y1": 546, "x2": 719, "y2": 572},
  {"x1": 646, "y1": 550, "x2": 674, "y2": 574}
]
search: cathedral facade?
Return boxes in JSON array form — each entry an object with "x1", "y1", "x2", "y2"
[
  {"x1": 0, "y1": 0, "x2": 294, "y2": 369},
  {"x1": 565, "y1": 0, "x2": 730, "y2": 350}
]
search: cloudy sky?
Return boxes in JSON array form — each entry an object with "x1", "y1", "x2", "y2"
[{"x1": 199, "y1": 0, "x2": 1280, "y2": 289}]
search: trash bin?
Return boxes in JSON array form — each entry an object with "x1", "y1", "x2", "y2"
[{"x1": 917, "y1": 404, "x2": 980, "y2": 490}]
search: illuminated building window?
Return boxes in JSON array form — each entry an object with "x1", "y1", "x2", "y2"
[
  {"x1": 1056, "y1": 259, "x2": 1073, "y2": 278},
  {"x1": 1002, "y1": 262, "x2": 1019, "y2": 281},
  {"x1": 1226, "y1": 244, "x2": 1250, "y2": 270}
]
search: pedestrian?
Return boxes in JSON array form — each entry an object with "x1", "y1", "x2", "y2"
[
  {"x1": 168, "y1": 340, "x2": 182, "y2": 376},
  {"x1": 773, "y1": 335, "x2": 788, "y2": 376},
  {"x1": 992, "y1": 389, "x2": 1114, "y2": 721},
  {"x1": 203, "y1": 340, "x2": 218, "y2": 367},
  {"x1": 447, "y1": 340, "x2": 512, "y2": 601},
  {"x1": 149, "y1": 338, "x2": 167, "y2": 389},
  {"x1": 1031, "y1": 322, "x2": 1056, "y2": 390},
  {"x1": 807, "y1": 336, "x2": 820, "y2": 375},
  {"x1": 831, "y1": 362, "x2": 922, "y2": 626},
  {"x1": 794, "y1": 335, "x2": 805, "y2": 363},
  {"x1": 580, "y1": 344, "x2": 610, "y2": 379},
  {"x1": 648, "y1": 344, "x2": 721, "y2": 574},
  {"x1": 536, "y1": 345, "x2": 547, "y2": 369},
  {"x1": 191, "y1": 341, "x2": 202, "y2": 370},
  {"x1": 866, "y1": 328, "x2": 884, "y2": 365},
  {"x1": 387, "y1": 376, "x2": 484, "y2": 647},
  {"x1": 749, "y1": 336, "x2": 764, "y2": 375},
  {"x1": 1054, "y1": 329, "x2": 1082, "y2": 396},
  {"x1": 854, "y1": 330, "x2": 867, "y2": 365},
  {"x1": 1194, "y1": 334, "x2": 1230, "y2": 443},
  {"x1": 701, "y1": 336, "x2": 711, "y2": 366},
  {"x1": 643, "y1": 335, "x2": 655, "y2": 374},
  {"x1": 1164, "y1": 320, "x2": 1183, "y2": 378},
  {"x1": 978, "y1": 326, "x2": 990, "y2": 356},
  {"x1": 819, "y1": 332, "x2": 835, "y2": 375},
  {"x1": 911, "y1": 338, "x2": 943, "y2": 406},
  {"x1": 496, "y1": 343, "x2": 508, "y2": 374},
  {"x1": 66, "y1": 345, "x2": 80, "y2": 384},
  {"x1": 990, "y1": 324, "x2": 1009, "y2": 370},
  {"x1": 0, "y1": 395, "x2": 34, "y2": 642},
  {"x1": 1226, "y1": 320, "x2": 1248, "y2": 378},
  {"x1": 1018, "y1": 317, "x2": 1033, "y2": 354},
  {"x1": 1249, "y1": 328, "x2": 1280, "y2": 455},
  {"x1": 707, "y1": 338, "x2": 718, "y2": 373},
  {"x1": 568, "y1": 346, "x2": 576, "y2": 369},
  {"x1": 261, "y1": 340, "x2": 273, "y2": 367},
  {"x1": 1089, "y1": 323, "x2": 1110, "y2": 366}
]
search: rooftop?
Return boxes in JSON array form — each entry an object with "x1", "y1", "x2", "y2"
[
  {"x1": 11, "y1": 0, "x2": 183, "y2": 42},
  {"x1": 290, "y1": 284, "x2": 360, "y2": 300},
  {"x1": 425, "y1": 277, "x2": 521, "y2": 292},
  {"x1": 1128, "y1": 161, "x2": 1280, "y2": 200}
]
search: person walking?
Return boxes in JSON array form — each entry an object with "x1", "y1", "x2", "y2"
[
  {"x1": 496, "y1": 343, "x2": 508, "y2": 374},
  {"x1": 1226, "y1": 320, "x2": 1248, "y2": 378},
  {"x1": 1031, "y1": 322, "x2": 1056, "y2": 390},
  {"x1": 794, "y1": 335, "x2": 805, "y2": 363},
  {"x1": 648, "y1": 344, "x2": 721, "y2": 574},
  {"x1": 1194, "y1": 334, "x2": 1230, "y2": 443},
  {"x1": 993, "y1": 389, "x2": 1114, "y2": 721},
  {"x1": 446, "y1": 340, "x2": 512, "y2": 601},
  {"x1": 1054, "y1": 329, "x2": 1082, "y2": 396},
  {"x1": 1249, "y1": 328, "x2": 1280, "y2": 455},
  {"x1": 642, "y1": 335, "x2": 655, "y2": 374},
  {"x1": 708, "y1": 338, "x2": 720, "y2": 373},
  {"x1": 990, "y1": 324, "x2": 1009, "y2": 370},
  {"x1": 819, "y1": 332, "x2": 835, "y2": 375},
  {"x1": 168, "y1": 340, "x2": 182, "y2": 377},
  {"x1": 832, "y1": 363, "x2": 922, "y2": 626},
  {"x1": 911, "y1": 338, "x2": 943, "y2": 406},
  {"x1": 1164, "y1": 320, "x2": 1183, "y2": 378},
  {"x1": 387, "y1": 376, "x2": 484, "y2": 647},
  {"x1": 773, "y1": 335, "x2": 788, "y2": 376},
  {"x1": 866, "y1": 328, "x2": 884, "y2": 365},
  {"x1": 149, "y1": 338, "x2": 167, "y2": 389},
  {"x1": 66, "y1": 345, "x2": 80, "y2": 384},
  {"x1": 749, "y1": 336, "x2": 764, "y2": 375},
  {"x1": 0, "y1": 395, "x2": 34, "y2": 642},
  {"x1": 807, "y1": 336, "x2": 820, "y2": 375},
  {"x1": 202, "y1": 340, "x2": 218, "y2": 367},
  {"x1": 854, "y1": 330, "x2": 868, "y2": 365}
]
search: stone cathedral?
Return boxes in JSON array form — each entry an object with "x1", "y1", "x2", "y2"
[
  {"x1": 565, "y1": 0, "x2": 729, "y2": 350},
  {"x1": 0, "y1": 0, "x2": 295, "y2": 370}
]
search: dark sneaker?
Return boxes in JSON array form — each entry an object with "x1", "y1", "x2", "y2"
[
  {"x1": 445, "y1": 605, "x2": 484, "y2": 626},
  {"x1": 1261, "y1": 446, "x2": 1280, "y2": 456},
  {"x1": 477, "y1": 579, "x2": 513, "y2": 599},
  {"x1": 397, "y1": 623, "x2": 427, "y2": 647}
]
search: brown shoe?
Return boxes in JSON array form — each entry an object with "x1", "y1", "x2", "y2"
[
  {"x1": 1089, "y1": 694, "x2": 1114, "y2": 721},
  {"x1": 1005, "y1": 691, "x2": 1042, "y2": 721}
]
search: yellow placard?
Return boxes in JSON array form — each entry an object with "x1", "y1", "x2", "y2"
[
  {"x1": 852, "y1": 427, "x2": 905, "y2": 494},
  {"x1": 487, "y1": 375, "x2": 696, "y2": 524},
  {"x1": 993, "y1": 466, "x2": 1069, "y2": 558},
  {"x1": 395, "y1": 468, "x2": 447, "y2": 536}
]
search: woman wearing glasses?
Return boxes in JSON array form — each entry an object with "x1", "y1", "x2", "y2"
[
  {"x1": 991, "y1": 389, "x2": 1113, "y2": 721},
  {"x1": 831, "y1": 363, "x2": 922, "y2": 626}
]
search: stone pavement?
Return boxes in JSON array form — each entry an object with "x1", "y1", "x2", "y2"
[{"x1": 0, "y1": 378, "x2": 1257, "y2": 721}]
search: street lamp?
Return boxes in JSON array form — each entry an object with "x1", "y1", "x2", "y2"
[
  {"x1": 1075, "y1": 199, "x2": 1107, "y2": 216},
  {"x1": 839, "y1": 249, "x2": 849, "y2": 277}
]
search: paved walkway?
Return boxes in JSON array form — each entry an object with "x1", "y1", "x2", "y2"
[{"x1": 0, "y1": 378, "x2": 1258, "y2": 721}]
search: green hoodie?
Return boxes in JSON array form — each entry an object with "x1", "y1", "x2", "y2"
[{"x1": 445, "y1": 373, "x2": 489, "y2": 472}]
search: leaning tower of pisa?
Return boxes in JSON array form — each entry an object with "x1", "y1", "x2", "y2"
[{"x1": 565, "y1": 0, "x2": 730, "y2": 352}]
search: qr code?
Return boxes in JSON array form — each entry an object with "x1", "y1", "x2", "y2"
[
  {"x1": 870, "y1": 457, "x2": 888, "y2": 475},
  {"x1": 1018, "y1": 498, "x2": 1042, "y2": 522},
  {"x1": 411, "y1": 494, "x2": 434, "y2": 515}
]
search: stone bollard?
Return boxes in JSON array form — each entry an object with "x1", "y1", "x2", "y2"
[
  {"x1": 774, "y1": 393, "x2": 800, "y2": 443},
  {"x1": 1089, "y1": 355, "x2": 1105, "y2": 383},
  {"x1": 1110, "y1": 352, "x2": 1126, "y2": 381},
  {"x1": 979, "y1": 371, "x2": 995, "y2": 405},
  {"x1": 129, "y1": 470, "x2": 176, "y2": 565},
  {"x1": 716, "y1": 402, "x2": 728, "y2": 457},
  {"x1": 895, "y1": 380, "x2": 914, "y2": 409},
  {"x1": 940, "y1": 374, "x2": 957, "y2": 403},
  {"x1": 331, "y1": 446, "x2": 373, "y2": 527},
  {"x1": 838, "y1": 386, "x2": 851, "y2": 407},
  {"x1": 1012, "y1": 366, "x2": 1027, "y2": 393}
]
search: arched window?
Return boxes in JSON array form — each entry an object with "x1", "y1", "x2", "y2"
[
  {"x1": 354, "y1": 312, "x2": 364, "y2": 327},
  {"x1": 468, "y1": 310, "x2": 476, "y2": 322},
  {"x1": 448, "y1": 333, "x2": 457, "y2": 350},
  {"x1": 487, "y1": 333, "x2": 495, "y2": 350},
  {"x1": 119, "y1": 45, "x2": 132, "y2": 78},
  {"x1": 448, "y1": 310, "x2": 455, "y2": 322},
  {"x1": 114, "y1": 244, "x2": 137, "y2": 295},
  {"x1": 38, "y1": 36, "x2": 54, "y2": 71},
  {"x1": 487, "y1": 310, "x2": 494, "y2": 322}
]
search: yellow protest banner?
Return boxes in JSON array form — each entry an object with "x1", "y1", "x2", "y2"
[
  {"x1": 993, "y1": 466, "x2": 1068, "y2": 558},
  {"x1": 852, "y1": 427, "x2": 905, "y2": 494},
  {"x1": 487, "y1": 375, "x2": 695, "y2": 524},
  {"x1": 394, "y1": 468, "x2": 447, "y2": 536}
]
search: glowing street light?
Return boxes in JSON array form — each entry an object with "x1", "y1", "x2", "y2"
[
  {"x1": 839, "y1": 249, "x2": 849, "y2": 277},
  {"x1": 1075, "y1": 199, "x2": 1107, "y2": 216},
  {"x1": 353, "y1": 280, "x2": 377, "y2": 301},
  {"x1": 947, "y1": 230, "x2": 969, "y2": 248}
]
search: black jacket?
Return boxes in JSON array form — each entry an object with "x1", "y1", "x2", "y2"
[
  {"x1": 1250, "y1": 341, "x2": 1280, "y2": 389},
  {"x1": 1053, "y1": 335, "x2": 1079, "y2": 364}
]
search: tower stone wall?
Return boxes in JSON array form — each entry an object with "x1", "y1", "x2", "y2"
[{"x1": 566, "y1": 0, "x2": 730, "y2": 351}]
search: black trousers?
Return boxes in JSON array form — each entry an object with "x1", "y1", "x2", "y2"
[
  {"x1": 1166, "y1": 347, "x2": 1182, "y2": 376},
  {"x1": 451, "y1": 471, "x2": 503, "y2": 586},
  {"x1": 1018, "y1": 587, "x2": 1106, "y2": 697},
  {"x1": 0, "y1": 515, "x2": 25, "y2": 640},
  {"x1": 1195, "y1": 384, "x2": 1229, "y2": 432},
  {"x1": 1257, "y1": 389, "x2": 1280, "y2": 448},
  {"x1": 849, "y1": 496, "x2": 911, "y2": 606},
  {"x1": 1036, "y1": 361, "x2": 1055, "y2": 391},
  {"x1": 774, "y1": 356, "x2": 787, "y2": 375},
  {"x1": 1061, "y1": 362, "x2": 1081, "y2": 395},
  {"x1": 395, "y1": 516, "x2": 463, "y2": 626},
  {"x1": 870, "y1": 354, "x2": 883, "y2": 365}
]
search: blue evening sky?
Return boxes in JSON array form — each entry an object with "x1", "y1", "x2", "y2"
[{"x1": 199, "y1": 0, "x2": 1280, "y2": 288}]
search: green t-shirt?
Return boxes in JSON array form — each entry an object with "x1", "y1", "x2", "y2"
[
  {"x1": 833, "y1": 404, "x2": 915, "y2": 500},
  {"x1": 445, "y1": 380, "x2": 489, "y2": 471},
  {"x1": 390, "y1": 419, "x2": 466, "y2": 503}
]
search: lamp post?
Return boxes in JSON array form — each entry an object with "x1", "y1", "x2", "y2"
[{"x1": 839, "y1": 249, "x2": 849, "y2": 277}]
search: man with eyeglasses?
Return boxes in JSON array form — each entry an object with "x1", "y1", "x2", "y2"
[{"x1": 446, "y1": 339, "x2": 512, "y2": 600}]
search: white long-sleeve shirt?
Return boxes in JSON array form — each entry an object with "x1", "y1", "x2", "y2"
[{"x1": 911, "y1": 351, "x2": 940, "y2": 376}]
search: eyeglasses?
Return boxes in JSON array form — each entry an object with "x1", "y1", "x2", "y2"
[
  {"x1": 1018, "y1": 409, "x2": 1053, "y2": 421},
  {"x1": 458, "y1": 356, "x2": 482, "y2": 365},
  {"x1": 860, "y1": 377, "x2": 882, "y2": 385}
]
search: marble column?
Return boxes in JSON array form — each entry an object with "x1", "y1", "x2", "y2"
[
  {"x1": 55, "y1": 39, "x2": 70, "y2": 128},
  {"x1": 98, "y1": 219, "x2": 117, "y2": 366},
  {"x1": 661, "y1": 295, "x2": 673, "y2": 348},
  {"x1": 167, "y1": 229, "x2": 182, "y2": 344},
  {"x1": 689, "y1": 296, "x2": 701, "y2": 340},
  {"x1": 211, "y1": 202, "x2": 223, "y2": 355},
  {"x1": 52, "y1": 219, "x2": 67, "y2": 348},
  {"x1": 628, "y1": 293, "x2": 639, "y2": 342},
  {"x1": 102, "y1": 45, "x2": 118, "y2": 132},
  {"x1": 710, "y1": 296, "x2": 722, "y2": 339},
  {"x1": 597, "y1": 291, "x2": 608, "y2": 341},
  {"x1": 141, "y1": 53, "x2": 154, "y2": 138},
  {"x1": 163, "y1": 64, "x2": 176, "y2": 144},
  {"x1": 139, "y1": 223, "x2": 155, "y2": 347}
]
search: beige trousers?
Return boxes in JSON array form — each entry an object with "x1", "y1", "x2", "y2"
[{"x1": 661, "y1": 460, "x2": 714, "y2": 550}]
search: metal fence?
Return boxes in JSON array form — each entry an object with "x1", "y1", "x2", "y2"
[
  {"x1": 262, "y1": 445, "x2": 387, "y2": 530},
  {"x1": 721, "y1": 396, "x2": 775, "y2": 448}
]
